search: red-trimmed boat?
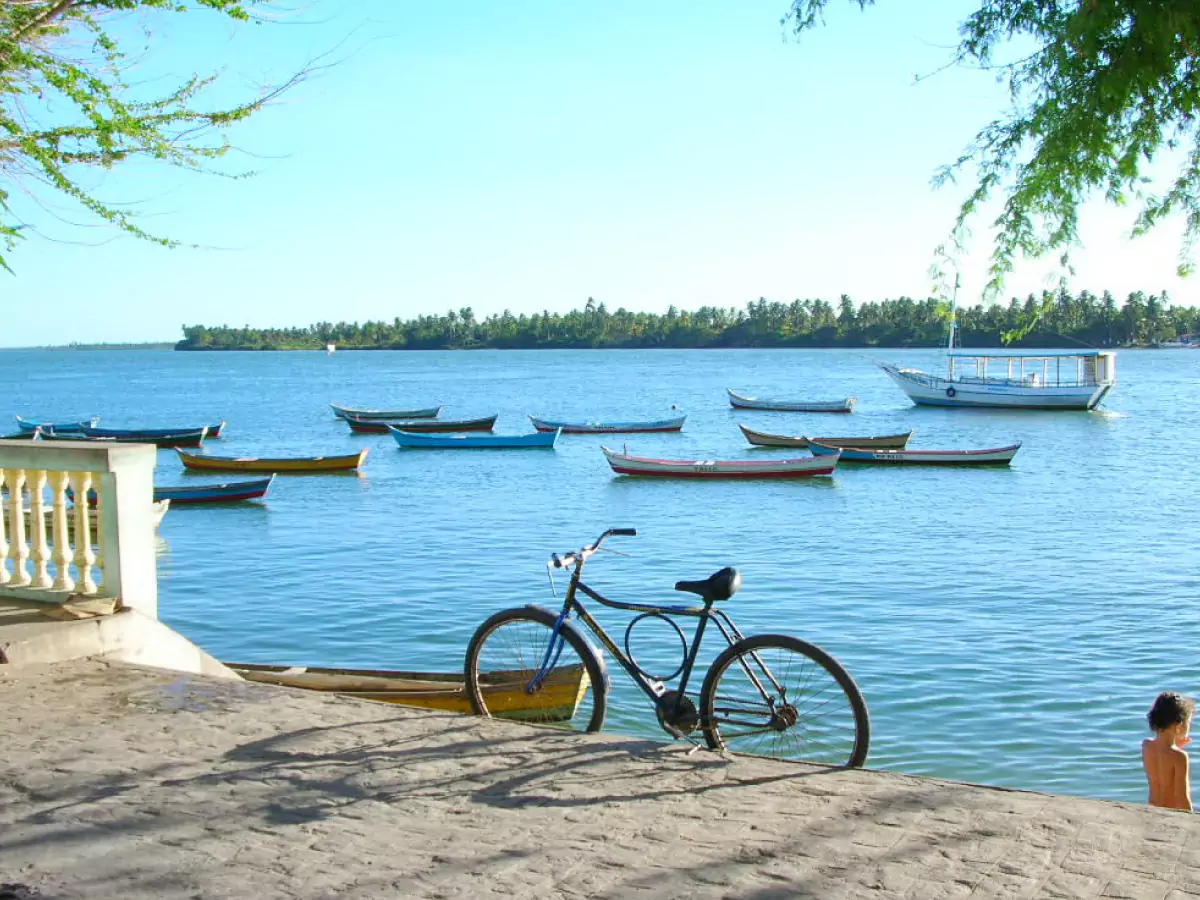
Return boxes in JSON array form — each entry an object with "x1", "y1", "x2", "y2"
[
  {"x1": 345, "y1": 414, "x2": 497, "y2": 434},
  {"x1": 601, "y1": 446, "x2": 839, "y2": 478},
  {"x1": 154, "y1": 475, "x2": 275, "y2": 503},
  {"x1": 74, "y1": 475, "x2": 276, "y2": 505}
]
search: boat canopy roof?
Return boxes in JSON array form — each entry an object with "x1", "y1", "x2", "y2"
[{"x1": 947, "y1": 348, "x2": 1113, "y2": 358}]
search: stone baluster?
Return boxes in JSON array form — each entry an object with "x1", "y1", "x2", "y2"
[
  {"x1": 70, "y1": 471, "x2": 97, "y2": 594},
  {"x1": 5, "y1": 468, "x2": 31, "y2": 586},
  {"x1": 93, "y1": 480, "x2": 107, "y2": 593},
  {"x1": 49, "y1": 470, "x2": 75, "y2": 592},
  {"x1": 27, "y1": 468, "x2": 52, "y2": 588},
  {"x1": 0, "y1": 466, "x2": 9, "y2": 585}
]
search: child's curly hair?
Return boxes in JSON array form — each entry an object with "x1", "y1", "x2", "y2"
[{"x1": 1148, "y1": 692, "x2": 1196, "y2": 732}]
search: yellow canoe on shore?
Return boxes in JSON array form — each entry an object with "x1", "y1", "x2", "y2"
[
  {"x1": 176, "y1": 448, "x2": 368, "y2": 473},
  {"x1": 225, "y1": 661, "x2": 589, "y2": 722}
]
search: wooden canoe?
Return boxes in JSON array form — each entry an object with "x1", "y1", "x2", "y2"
[
  {"x1": 226, "y1": 662, "x2": 589, "y2": 722},
  {"x1": 601, "y1": 445, "x2": 838, "y2": 478},
  {"x1": 727, "y1": 390, "x2": 856, "y2": 413},
  {"x1": 808, "y1": 440, "x2": 1022, "y2": 465},
  {"x1": 529, "y1": 415, "x2": 686, "y2": 434},
  {"x1": 345, "y1": 414, "x2": 497, "y2": 434},
  {"x1": 331, "y1": 403, "x2": 441, "y2": 420},
  {"x1": 175, "y1": 447, "x2": 368, "y2": 472},
  {"x1": 739, "y1": 425, "x2": 913, "y2": 449}
]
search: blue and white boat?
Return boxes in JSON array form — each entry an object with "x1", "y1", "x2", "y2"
[
  {"x1": 528, "y1": 415, "x2": 685, "y2": 434},
  {"x1": 390, "y1": 427, "x2": 560, "y2": 449}
]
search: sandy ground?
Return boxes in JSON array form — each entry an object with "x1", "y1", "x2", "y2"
[{"x1": 2, "y1": 659, "x2": 1199, "y2": 899}]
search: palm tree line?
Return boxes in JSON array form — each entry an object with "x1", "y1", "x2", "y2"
[{"x1": 176, "y1": 290, "x2": 1197, "y2": 351}]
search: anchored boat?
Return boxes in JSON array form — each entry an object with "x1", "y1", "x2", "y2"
[
  {"x1": 390, "y1": 428, "x2": 559, "y2": 449},
  {"x1": 176, "y1": 448, "x2": 368, "y2": 473},
  {"x1": 878, "y1": 289, "x2": 1116, "y2": 410},
  {"x1": 345, "y1": 414, "x2": 497, "y2": 434},
  {"x1": 81, "y1": 422, "x2": 225, "y2": 440},
  {"x1": 879, "y1": 349, "x2": 1116, "y2": 410},
  {"x1": 14, "y1": 415, "x2": 98, "y2": 434},
  {"x1": 808, "y1": 440, "x2": 1021, "y2": 465},
  {"x1": 529, "y1": 415, "x2": 686, "y2": 434},
  {"x1": 331, "y1": 404, "x2": 442, "y2": 420},
  {"x1": 35, "y1": 426, "x2": 210, "y2": 448},
  {"x1": 739, "y1": 425, "x2": 913, "y2": 449},
  {"x1": 601, "y1": 446, "x2": 839, "y2": 478},
  {"x1": 727, "y1": 390, "x2": 855, "y2": 413}
]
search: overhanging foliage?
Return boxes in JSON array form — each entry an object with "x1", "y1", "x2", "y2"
[
  {"x1": 788, "y1": 1, "x2": 1200, "y2": 295},
  {"x1": 0, "y1": 0, "x2": 305, "y2": 272}
]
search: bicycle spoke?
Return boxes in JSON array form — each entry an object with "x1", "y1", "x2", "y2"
[
  {"x1": 703, "y1": 636, "x2": 869, "y2": 767},
  {"x1": 467, "y1": 610, "x2": 605, "y2": 733}
]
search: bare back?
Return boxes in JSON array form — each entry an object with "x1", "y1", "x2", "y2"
[{"x1": 1143, "y1": 738, "x2": 1192, "y2": 811}]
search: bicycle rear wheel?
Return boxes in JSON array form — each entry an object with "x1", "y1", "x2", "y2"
[
  {"x1": 700, "y1": 634, "x2": 869, "y2": 767},
  {"x1": 465, "y1": 606, "x2": 607, "y2": 733}
]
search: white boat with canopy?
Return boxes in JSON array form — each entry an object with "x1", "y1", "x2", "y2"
[
  {"x1": 879, "y1": 348, "x2": 1117, "y2": 410},
  {"x1": 879, "y1": 290, "x2": 1117, "y2": 410}
]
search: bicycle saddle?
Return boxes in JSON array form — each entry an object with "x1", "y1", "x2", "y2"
[{"x1": 675, "y1": 567, "x2": 742, "y2": 602}]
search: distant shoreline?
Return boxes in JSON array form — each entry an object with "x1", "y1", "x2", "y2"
[{"x1": 0, "y1": 343, "x2": 176, "y2": 351}]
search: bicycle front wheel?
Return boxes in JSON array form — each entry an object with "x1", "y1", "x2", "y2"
[
  {"x1": 700, "y1": 634, "x2": 870, "y2": 767},
  {"x1": 465, "y1": 606, "x2": 607, "y2": 733}
]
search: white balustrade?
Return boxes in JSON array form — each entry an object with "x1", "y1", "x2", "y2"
[{"x1": 0, "y1": 440, "x2": 158, "y2": 618}]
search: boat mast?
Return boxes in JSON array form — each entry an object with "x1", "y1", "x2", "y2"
[{"x1": 946, "y1": 274, "x2": 959, "y2": 380}]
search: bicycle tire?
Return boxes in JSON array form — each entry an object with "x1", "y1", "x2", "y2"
[
  {"x1": 699, "y1": 633, "x2": 870, "y2": 768},
  {"x1": 465, "y1": 606, "x2": 608, "y2": 733}
]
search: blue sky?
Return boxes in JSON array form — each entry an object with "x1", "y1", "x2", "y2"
[{"x1": 1, "y1": 0, "x2": 1195, "y2": 346}]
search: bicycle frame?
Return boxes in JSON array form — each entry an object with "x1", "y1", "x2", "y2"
[{"x1": 533, "y1": 555, "x2": 749, "y2": 723}]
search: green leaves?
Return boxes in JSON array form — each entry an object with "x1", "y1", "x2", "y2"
[
  {"x1": 789, "y1": 1, "x2": 1200, "y2": 295},
  {"x1": 0, "y1": 1, "x2": 301, "y2": 273}
]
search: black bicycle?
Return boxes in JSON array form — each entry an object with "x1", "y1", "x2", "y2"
[{"x1": 465, "y1": 528, "x2": 870, "y2": 767}]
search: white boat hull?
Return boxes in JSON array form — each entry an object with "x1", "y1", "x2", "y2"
[
  {"x1": 880, "y1": 365, "x2": 1113, "y2": 410},
  {"x1": 726, "y1": 390, "x2": 855, "y2": 413}
]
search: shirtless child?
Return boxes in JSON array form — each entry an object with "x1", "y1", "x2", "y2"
[{"x1": 1143, "y1": 692, "x2": 1195, "y2": 812}]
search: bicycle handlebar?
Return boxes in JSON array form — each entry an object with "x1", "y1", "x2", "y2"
[{"x1": 551, "y1": 527, "x2": 637, "y2": 568}]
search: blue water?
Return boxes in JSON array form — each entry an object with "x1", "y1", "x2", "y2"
[{"x1": 3, "y1": 347, "x2": 1197, "y2": 803}]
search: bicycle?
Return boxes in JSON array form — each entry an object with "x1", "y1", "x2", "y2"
[{"x1": 464, "y1": 528, "x2": 870, "y2": 767}]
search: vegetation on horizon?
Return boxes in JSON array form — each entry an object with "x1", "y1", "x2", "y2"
[{"x1": 177, "y1": 291, "x2": 1198, "y2": 351}]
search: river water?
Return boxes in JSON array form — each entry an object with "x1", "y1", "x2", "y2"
[{"x1": 3, "y1": 346, "x2": 1196, "y2": 803}]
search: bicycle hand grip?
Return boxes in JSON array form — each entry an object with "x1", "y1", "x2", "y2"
[
  {"x1": 552, "y1": 552, "x2": 577, "y2": 569},
  {"x1": 611, "y1": 528, "x2": 637, "y2": 536}
]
